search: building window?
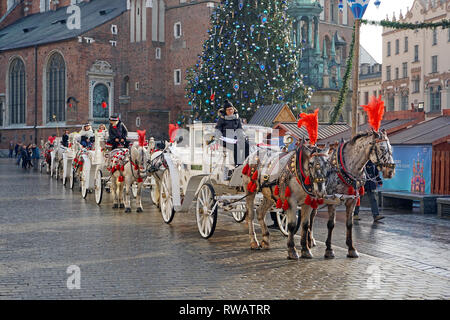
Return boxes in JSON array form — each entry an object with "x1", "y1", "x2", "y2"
[
  {"x1": 46, "y1": 53, "x2": 66, "y2": 123},
  {"x1": 136, "y1": 116, "x2": 141, "y2": 128},
  {"x1": 395, "y1": 39, "x2": 399, "y2": 54},
  {"x1": 395, "y1": 67, "x2": 399, "y2": 80},
  {"x1": 401, "y1": 94, "x2": 409, "y2": 111},
  {"x1": 330, "y1": 1, "x2": 336, "y2": 23},
  {"x1": 413, "y1": 78, "x2": 420, "y2": 93},
  {"x1": 432, "y1": 56, "x2": 438, "y2": 73},
  {"x1": 387, "y1": 41, "x2": 391, "y2": 57},
  {"x1": 8, "y1": 58, "x2": 26, "y2": 125},
  {"x1": 430, "y1": 86, "x2": 441, "y2": 111},
  {"x1": 414, "y1": 45, "x2": 419, "y2": 62},
  {"x1": 388, "y1": 95, "x2": 395, "y2": 111},
  {"x1": 402, "y1": 62, "x2": 408, "y2": 78},
  {"x1": 404, "y1": 37, "x2": 408, "y2": 52},
  {"x1": 432, "y1": 29, "x2": 437, "y2": 45},
  {"x1": 363, "y1": 92, "x2": 369, "y2": 105},
  {"x1": 155, "y1": 47, "x2": 161, "y2": 60},
  {"x1": 174, "y1": 69, "x2": 181, "y2": 85},
  {"x1": 386, "y1": 66, "x2": 391, "y2": 81},
  {"x1": 93, "y1": 83, "x2": 109, "y2": 119},
  {"x1": 174, "y1": 22, "x2": 182, "y2": 39},
  {"x1": 122, "y1": 76, "x2": 130, "y2": 96}
]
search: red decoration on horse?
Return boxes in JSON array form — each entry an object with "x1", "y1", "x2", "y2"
[
  {"x1": 297, "y1": 108, "x2": 319, "y2": 145},
  {"x1": 362, "y1": 96, "x2": 385, "y2": 132},
  {"x1": 137, "y1": 130, "x2": 146, "y2": 147}
]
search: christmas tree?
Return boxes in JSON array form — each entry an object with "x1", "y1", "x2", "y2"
[{"x1": 185, "y1": 0, "x2": 313, "y2": 123}]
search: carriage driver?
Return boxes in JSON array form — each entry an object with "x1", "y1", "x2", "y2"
[
  {"x1": 79, "y1": 123, "x2": 95, "y2": 149},
  {"x1": 108, "y1": 114, "x2": 129, "y2": 149},
  {"x1": 214, "y1": 100, "x2": 249, "y2": 167}
]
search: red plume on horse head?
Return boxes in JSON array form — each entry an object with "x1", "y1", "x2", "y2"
[
  {"x1": 137, "y1": 130, "x2": 146, "y2": 147},
  {"x1": 168, "y1": 123, "x2": 180, "y2": 143},
  {"x1": 297, "y1": 108, "x2": 319, "y2": 146},
  {"x1": 362, "y1": 96, "x2": 385, "y2": 132},
  {"x1": 48, "y1": 136, "x2": 56, "y2": 144}
]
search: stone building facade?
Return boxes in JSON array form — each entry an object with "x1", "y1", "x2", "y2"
[
  {"x1": 0, "y1": 0, "x2": 218, "y2": 148},
  {"x1": 382, "y1": 0, "x2": 450, "y2": 118},
  {"x1": 288, "y1": 0, "x2": 355, "y2": 123}
]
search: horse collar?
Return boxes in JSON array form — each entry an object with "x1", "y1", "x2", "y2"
[
  {"x1": 296, "y1": 147, "x2": 314, "y2": 196},
  {"x1": 336, "y1": 142, "x2": 363, "y2": 189}
]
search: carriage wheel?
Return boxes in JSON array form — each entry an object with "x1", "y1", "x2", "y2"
[
  {"x1": 94, "y1": 170, "x2": 103, "y2": 205},
  {"x1": 160, "y1": 170, "x2": 175, "y2": 224},
  {"x1": 132, "y1": 182, "x2": 138, "y2": 198},
  {"x1": 81, "y1": 170, "x2": 88, "y2": 199},
  {"x1": 232, "y1": 204, "x2": 246, "y2": 223},
  {"x1": 150, "y1": 181, "x2": 160, "y2": 208},
  {"x1": 196, "y1": 184, "x2": 218, "y2": 239},
  {"x1": 276, "y1": 209, "x2": 301, "y2": 237}
]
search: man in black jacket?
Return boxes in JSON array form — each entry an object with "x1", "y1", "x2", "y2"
[
  {"x1": 214, "y1": 100, "x2": 249, "y2": 166},
  {"x1": 354, "y1": 160, "x2": 385, "y2": 222},
  {"x1": 61, "y1": 130, "x2": 70, "y2": 148},
  {"x1": 108, "y1": 115, "x2": 129, "y2": 149}
]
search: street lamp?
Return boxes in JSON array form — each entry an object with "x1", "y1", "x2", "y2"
[{"x1": 339, "y1": 0, "x2": 381, "y2": 137}]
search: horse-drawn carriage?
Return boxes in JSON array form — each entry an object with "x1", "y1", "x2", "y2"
[{"x1": 150, "y1": 122, "x2": 301, "y2": 238}]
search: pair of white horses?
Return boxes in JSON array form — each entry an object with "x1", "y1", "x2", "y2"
[
  {"x1": 243, "y1": 129, "x2": 396, "y2": 260},
  {"x1": 106, "y1": 131, "x2": 156, "y2": 213}
]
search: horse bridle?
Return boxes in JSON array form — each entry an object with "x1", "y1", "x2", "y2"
[{"x1": 369, "y1": 138, "x2": 396, "y2": 170}]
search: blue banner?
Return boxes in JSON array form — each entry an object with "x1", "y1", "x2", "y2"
[{"x1": 381, "y1": 145, "x2": 432, "y2": 194}]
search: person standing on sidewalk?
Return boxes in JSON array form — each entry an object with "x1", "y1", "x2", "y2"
[
  {"x1": 31, "y1": 144, "x2": 40, "y2": 171},
  {"x1": 354, "y1": 160, "x2": 385, "y2": 223},
  {"x1": 8, "y1": 141, "x2": 14, "y2": 158}
]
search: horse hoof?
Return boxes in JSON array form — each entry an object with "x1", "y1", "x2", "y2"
[
  {"x1": 324, "y1": 250, "x2": 335, "y2": 259},
  {"x1": 287, "y1": 249, "x2": 299, "y2": 260},
  {"x1": 301, "y1": 250, "x2": 313, "y2": 259},
  {"x1": 125, "y1": 208, "x2": 131, "y2": 213},
  {"x1": 347, "y1": 249, "x2": 359, "y2": 258},
  {"x1": 250, "y1": 242, "x2": 260, "y2": 250},
  {"x1": 112, "y1": 204, "x2": 119, "y2": 209},
  {"x1": 119, "y1": 204, "x2": 125, "y2": 209},
  {"x1": 311, "y1": 238, "x2": 317, "y2": 247},
  {"x1": 261, "y1": 240, "x2": 270, "y2": 250},
  {"x1": 136, "y1": 207, "x2": 143, "y2": 213}
]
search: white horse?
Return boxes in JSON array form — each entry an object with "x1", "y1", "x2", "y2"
[
  {"x1": 107, "y1": 147, "x2": 130, "y2": 209},
  {"x1": 123, "y1": 130, "x2": 149, "y2": 213}
]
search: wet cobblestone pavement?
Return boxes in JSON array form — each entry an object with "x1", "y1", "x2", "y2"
[{"x1": 0, "y1": 159, "x2": 449, "y2": 299}]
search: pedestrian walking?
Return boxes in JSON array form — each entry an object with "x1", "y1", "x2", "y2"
[
  {"x1": 16, "y1": 144, "x2": 23, "y2": 166},
  {"x1": 31, "y1": 144, "x2": 40, "y2": 171},
  {"x1": 8, "y1": 141, "x2": 14, "y2": 158},
  {"x1": 354, "y1": 160, "x2": 385, "y2": 223},
  {"x1": 14, "y1": 142, "x2": 20, "y2": 158}
]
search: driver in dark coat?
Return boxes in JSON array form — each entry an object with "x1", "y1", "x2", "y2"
[
  {"x1": 108, "y1": 114, "x2": 129, "y2": 149},
  {"x1": 214, "y1": 100, "x2": 249, "y2": 166}
]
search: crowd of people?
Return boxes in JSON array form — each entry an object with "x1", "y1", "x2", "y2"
[
  {"x1": 7, "y1": 114, "x2": 129, "y2": 170},
  {"x1": 9, "y1": 141, "x2": 41, "y2": 170}
]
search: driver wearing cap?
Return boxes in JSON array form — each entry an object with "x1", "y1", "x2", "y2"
[{"x1": 108, "y1": 114, "x2": 129, "y2": 149}]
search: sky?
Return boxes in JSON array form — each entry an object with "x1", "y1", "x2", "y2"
[{"x1": 360, "y1": 0, "x2": 416, "y2": 63}]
